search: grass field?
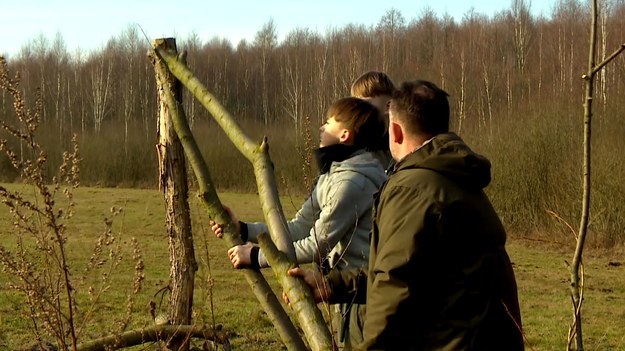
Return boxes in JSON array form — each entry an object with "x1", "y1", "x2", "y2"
[{"x1": 0, "y1": 184, "x2": 624, "y2": 350}]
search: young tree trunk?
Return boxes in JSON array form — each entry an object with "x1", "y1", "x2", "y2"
[
  {"x1": 152, "y1": 38, "x2": 196, "y2": 351},
  {"x1": 457, "y1": 49, "x2": 466, "y2": 134},
  {"x1": 570, "y1": 1, "x2": 625, "y2": 349},
  {"x1": 151, "y1": 38, "x2": 310, "y2": 351}
]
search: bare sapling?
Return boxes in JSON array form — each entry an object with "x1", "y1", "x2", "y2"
[{"x1": 568, "y1": 1, "x2": 625, "y2": 350}]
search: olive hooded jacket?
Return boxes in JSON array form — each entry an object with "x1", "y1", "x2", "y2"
[{"x1": 327, "y1": 132, "x2": 524, "y2": 351}]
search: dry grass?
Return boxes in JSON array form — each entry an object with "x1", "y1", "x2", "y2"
[
  {"x1": 1, "y1": 186, "x2": 624, "y2": 350},
  {"x1": 0, "y1": 185, "x2": 291, "y2": 350}
]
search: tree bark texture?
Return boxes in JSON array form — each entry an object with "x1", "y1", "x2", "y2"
[
  {"x1": 151, "y1": 39, "x2": 308, "y2": 351},
  {"x1": 151, "y1": 38, "x2": 197, "y2": 351}
]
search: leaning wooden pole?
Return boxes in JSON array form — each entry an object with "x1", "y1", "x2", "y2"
[
  {"x1": 153, "y1": 45, "x2": 296, "y2": 262},
  {"x1": 258, "y1": 233, "x2": 336, "y2": 351},
  {"x1": 152, "y1": 39, "x2": 334, "y2": 351},
  {"x1": 150, "y1": 39, "x2": 308, "y2": 351},
  {"x1": 152, "y1": 38, "x2": 196, "y2": 351}
]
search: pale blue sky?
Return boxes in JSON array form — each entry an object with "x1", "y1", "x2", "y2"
[{"x1": 1, "y1": 0, "x2": 555, "y2": 57}]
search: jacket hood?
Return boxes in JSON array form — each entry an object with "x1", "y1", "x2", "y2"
[
  {"x1": 394, "y1": 132, "x2": 491, "y2": 190},
  {"x1": 329, "y1": 150, "x2": 387, "y2": 188}
]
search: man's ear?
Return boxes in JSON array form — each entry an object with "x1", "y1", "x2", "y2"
[{"x1": 390, "y1": 121, "x2": 403, "y2": 144}]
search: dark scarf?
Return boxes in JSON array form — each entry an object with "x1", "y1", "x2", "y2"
[{"x1": 314, "y1": 144, "x2": 360, "y2": 174}]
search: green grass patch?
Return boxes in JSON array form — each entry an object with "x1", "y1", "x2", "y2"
[{"x1": 0, "y1": 184, "x2": 624, "y2": 350}]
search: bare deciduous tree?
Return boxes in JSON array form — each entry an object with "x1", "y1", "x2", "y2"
[{"x1": 88, "y1": 54, "x2": 112, "y2": 133}]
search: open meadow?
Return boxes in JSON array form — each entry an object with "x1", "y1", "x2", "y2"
[
  {"x1": 0, "y1": 184, "x2": 623, "y2": 350},
  {"x1": 2, "y1": 1, "x2": 625, "y2": 349}
]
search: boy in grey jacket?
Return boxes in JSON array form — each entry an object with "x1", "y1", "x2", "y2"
[{"x1": 212, "y1": 97, "x2": 386, "y2": 348}]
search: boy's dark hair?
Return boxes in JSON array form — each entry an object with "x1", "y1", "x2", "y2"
[
  {"x1": 328, "y1": 97, "x2": 383, "y2": 149},
  {"x1": 350, "y1": 71, "x2": 396, "y2": 98},
  {"x1": 390, "y1": 80, "x2": 450, "y2": 136}
]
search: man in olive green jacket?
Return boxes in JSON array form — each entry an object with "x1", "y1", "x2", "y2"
[{"x1": 288, "y1": 80, "x2": 524, "y2": 350}]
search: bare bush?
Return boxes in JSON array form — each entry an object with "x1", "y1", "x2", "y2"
[{"x1": 0, "y1": 56, "x2": 145, "y2": 351}]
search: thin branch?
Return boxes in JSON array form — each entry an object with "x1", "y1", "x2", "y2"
[
  {"x1": 153, "y1": 42, "x2": 336, "y2": 350},
  {"x1": 545, "y1": 209, "x2": 577, "y2": 240},
  {"x1": 584, "y1": 43, "x2": 625, "y2": 79}
]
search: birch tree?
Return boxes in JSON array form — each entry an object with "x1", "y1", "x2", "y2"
[
  {"x1": 254, "y1": 19, "x2": 278, "y2": 125},
  {"x1": 88, "y1": 54, "x2": 112, "y2": 133}
]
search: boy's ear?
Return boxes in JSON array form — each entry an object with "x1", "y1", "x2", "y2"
[{"x1": 339, "y1": 128, "x2": 353, "y2": 144}]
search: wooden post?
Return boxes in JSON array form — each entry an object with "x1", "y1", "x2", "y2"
[{"x1": 152, "y1": 38, "x2": 197, "y2": 351}]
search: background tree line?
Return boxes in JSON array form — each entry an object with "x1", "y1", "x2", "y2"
[{"x1": 1, "y1": 0, "x2": 624, "y2": 245}]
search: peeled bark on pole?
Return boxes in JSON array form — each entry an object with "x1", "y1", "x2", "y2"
[
  {"x1": 152, "y1": 41, "x2": 334, "y2": 351},
  {"x1": 151, "y1": 39, "x2": 308, "y2": 351},
  {"x1": 152, "y1": 38, "x2": 196, "y2": 351},
  {"x1": 258, "y1": 233, "x2": 335, "y2": 351}
]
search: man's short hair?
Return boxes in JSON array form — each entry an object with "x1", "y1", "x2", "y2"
[
  {"x1": 328, "y1": 97, "x2": 383, "y2": 149},
  {"x1": 351, "y1": 71, "x2": 396, "y2": 98},
  {"x1": 389, "y1": 80, "x2": 450, "y2": 136}
]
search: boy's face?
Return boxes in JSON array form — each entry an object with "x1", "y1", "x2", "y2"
[{"x1": 319, "y1": 116, "x2": 349, "y2": 147}]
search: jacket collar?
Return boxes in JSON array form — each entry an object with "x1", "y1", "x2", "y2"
[{"x1": 314, "y1": 144, "x2": 361, "y2": 174}]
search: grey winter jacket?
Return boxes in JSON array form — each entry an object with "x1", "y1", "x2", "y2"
[{"x1": 246, "y1": 150, "x2": 386, "y2": 269}]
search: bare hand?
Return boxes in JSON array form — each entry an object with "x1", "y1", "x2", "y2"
[
  {"x1": 284, "y1": 267, "x2": 331, "y2": 304},
  {"x1": 210, "y1": 205, "x2": 240, "y2": 238},
  {"x1": 227, "y1": 243, "x2": 253, "y2": 268}
]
